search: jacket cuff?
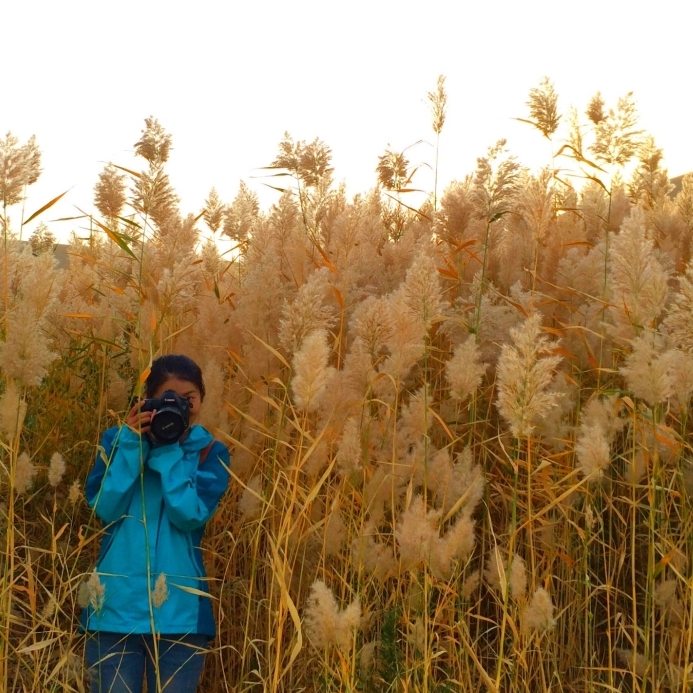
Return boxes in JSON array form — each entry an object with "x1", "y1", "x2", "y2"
[{"x1": 118, "y1": 426, "x2": 151, "y2": 453}]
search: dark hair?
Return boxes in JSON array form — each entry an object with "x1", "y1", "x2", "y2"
[{"x1": 145, "y1": 354, "x2": 206, "y2": 401}]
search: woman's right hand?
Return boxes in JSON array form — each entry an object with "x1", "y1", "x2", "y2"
[{"x1": 125, "y1": 400, "x2": 155, "y2": 436}]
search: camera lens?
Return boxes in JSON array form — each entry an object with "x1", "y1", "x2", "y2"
[
  {"x1": 147, "y1": 390, "x2": 190, "y2": 444},
  {"x1": 151, "y1": 410, "x2": 184, "y2": 442}
]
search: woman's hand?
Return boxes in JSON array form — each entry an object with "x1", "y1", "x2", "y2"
[{"x1": 125, "y1": 400, "x2": 155, "y2": 436}]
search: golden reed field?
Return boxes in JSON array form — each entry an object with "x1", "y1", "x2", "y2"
[{"x1": 2, "y1": 77, "x2": 693, "y2": 691}]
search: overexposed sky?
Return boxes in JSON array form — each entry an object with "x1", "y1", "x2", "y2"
[{"x1": 2, "y1": 0, "x2": 692, "y2": 242}]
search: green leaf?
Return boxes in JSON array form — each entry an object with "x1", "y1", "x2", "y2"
[{"x1": 76, "y1": 208, "x2": 138, "y2": 261}]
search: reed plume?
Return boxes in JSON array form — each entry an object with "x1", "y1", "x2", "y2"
[{"x1": 495, "y1": 314, "x2": 562, "y2": 438}]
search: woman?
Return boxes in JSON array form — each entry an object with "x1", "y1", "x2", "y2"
[{"x1": 82, "y1": 355, "x2": 230, "y2": 693}]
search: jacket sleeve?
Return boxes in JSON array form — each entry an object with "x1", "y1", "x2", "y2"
[
  {"x1": 85, "y1": 427, "x2": 149, "y2": 524},
  {"x1": 147, "y1": 441, "x2": 230, "y2": 532}
]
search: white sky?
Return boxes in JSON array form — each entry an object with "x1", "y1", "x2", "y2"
[{"x1": 2, "y1": 0, "x2": 692, "y2": 242}]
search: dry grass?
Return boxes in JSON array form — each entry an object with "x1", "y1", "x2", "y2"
[{"x1": 1, "y1": 83, "x2": 693, "y2": 692}]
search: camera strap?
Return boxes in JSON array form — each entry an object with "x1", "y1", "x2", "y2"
[{"x1": 198, "y1": 441, "x2": 215, "y2": 466}]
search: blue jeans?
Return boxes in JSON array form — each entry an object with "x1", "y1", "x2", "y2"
[{"x1": 85, "y1": 631, "x2": 208, "y2": 693}]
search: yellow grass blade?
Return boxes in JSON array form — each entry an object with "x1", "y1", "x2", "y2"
[{"x1": 22, "y1": 190, "x2": 70, "y2": 225}]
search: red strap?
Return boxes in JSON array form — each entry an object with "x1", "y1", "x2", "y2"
[{"x1": 199, "y1": 441, "x2": 215, "y2": 466}]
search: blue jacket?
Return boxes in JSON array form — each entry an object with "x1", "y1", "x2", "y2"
[{"x1": 81, "y1": 424, "x2": 230, "y2": 636}]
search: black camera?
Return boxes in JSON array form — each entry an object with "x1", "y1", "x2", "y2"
[{"x1": 140, "y1": 390, "x2": 190, "y2": 445}]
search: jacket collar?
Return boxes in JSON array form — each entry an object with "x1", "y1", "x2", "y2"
[{"x1": 180, "y1": 424, "x2": 213, "y2": 452}]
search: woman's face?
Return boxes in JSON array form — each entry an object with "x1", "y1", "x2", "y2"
[{"x1": 152, "y1": 377, "x2": 202, "y2": 425}]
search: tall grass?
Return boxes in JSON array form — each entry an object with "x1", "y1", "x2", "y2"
[{"x1": 1, "y1": 81, "x2": 693, "y2": 692}]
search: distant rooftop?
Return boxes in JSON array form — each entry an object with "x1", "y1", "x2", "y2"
[
  {"x1": 18, "y1": 241, "x2": 70, "y2": 269},
  {"x1": 53, "y1": 244, "x2": 70, "y2": 269},
  {"x1": 670, "y1": 173, "x2": 691, "y2": 197}
]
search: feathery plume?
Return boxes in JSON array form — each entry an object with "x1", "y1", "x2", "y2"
[
  {"x1": 496, "y1": 314, "x2": 562, "y2": 438},
  {"x1": 608, "y1": 207, "x2": 669, "y2": 337},
  {"x1": 586, "y1": 92, "x2": 606, "y2": 125},
  {"x1": 396, "y1": 386, "x2": 431, "y2": 448},
  {"x1": 88, "y1": 572, "x2": 105, "y2": 612},
  {"x1": 664, "y1": 260, "x2": 693, "y2": 353},
  {"x1": 406, "y1": 618, "x2": 427, "y2": 653},
  {"x1": 0, "y1": 381, "x2": 27, "y2": 438},
  {"x1": 0, "y1": 304, "x2": 58, "y2": 388},
  {"x1": 429, "y1": 512, "x2": 476, "y2": 580},
  {"x1": 28, "y1": 223, "x2": 56, "y2": 255},
  {"x1": 653, "y1": 579, "x2": 677, "y2": 608},
  {"x1": 590, "y1": 92, "x2": 643, "y2": 167},
  {"x1": 68, "y1": 480, "x2": 81, "y2": 505},
  {"x1": 290, "y1": 329, "x2": 336, "y2": 413},
  {"x1": 239, "y1": 476, "x2": 263, "y2": 521},
  {"x1": 525, "y1": 76, "x2": 560, "y2": 139},
  {"x1": 669, "y1": 349, "x2": 693, "y2": 411},
  {"x1": 615, "y1": 649, "x2": 648, "y2": 677},
  {"x1": 427, "y1": 74, "x2": 448, "y2": 135},
  {"x1": 106, "y1": 369, "x2": 130, "y2": 412},
  {"x1": 350, "y1": 296, "x2": 394, "y2": 360},
  {"x1": 223, "y1": 181, "x2": 259, "y2": 241},
  {"x1": 131, "y1": 167, "x2": 179, "y2": 229},
  {"x1": 360, "y1": 641, "x2": 379, "y2": 671},
  {"x1": 94, "y1": 164, "x2": 127, "y2": 220},
  {"x1": 14, "y1": 452, "x2": 36, "y2": 495},
  {"x1": 375, "y1": 293, "x2": 427, "y2": 397},
  {"x1": 620, "y1": 333, "x2": 675, "y2": 406},
  {"x1": 399, "y1": 251, "x2": 446, "y2": 333},
  {"x1": 521, "y1": 587, "x2": 557, "y2": 634},
  {"x1": 376, "y1": 149, "x2": 410, "y2": 192},
  {"x1": 576, "y1": 423, "x2": 611, "y2": 480},
  {"x1": 567, "y1": 106, "x2": 583, "y2": 155},
  {"x1": 202, "y1": 187, "x2": 224, "y2": 234},
  {"x1": 395, "y1": 495, "x2": 440, "y2": 571},
  {"x1": 509, "y1": 553, "x2": 528, "y2": 599},
  {"x1": 279, "y1": 269, "x2": 336, "y2": 353},
  {"x1": 48, "y1": 452, "x2": 66, "y2": 487},
  {"x1": 42, "y1": 595, "x2": 57, "y2": 621},
  {"x1": 461, "y1": 570, "x2": 481, "y2": 599},
  {"x1": 304, "y1": 581, "x2": 361, "y2": 651},
  {"x1": 485, "y1": 549, "x2": 526, "y2": 599},
  {"x1": 134, "y1": 117, "x2": 172, "y2": 165},
  {"x1": 581, "y1": 395, "x2": 626, "y2": 441},
  {"x1": 0, "y1": 132, "x2": 42, "y2": 208},
  {"x1": 445, "y1": 336, "x2": 486, "y2": 402},
  {"x1": 429, "y1": 448, "x2": 485, "y2": 516},
  {"x1": 336, "y1": 417, "x2": 363, "y2": 477},
  {"x1": 652, "y1": 578, "x2": 684, "y2": 625},
  {"x1": 77, "y1": 581, "x2": 90, "y2": 609},
  {"x1": 65, "y1": 651, "x2": 84, "y2": 684},
  {"x1": 472, "y1": 139, "x2": 520, "y2": 221},
  {"x1": 323, "y1": 509, "x2": 346, "y2": 557},
  {"x1": 351, "y1": 524, "x2": 396, "y2": 581},
  {"x1": 152, "y1": 573, "x2": 169, "y2": 608},
  {"x1": 676, "y1": 173, "x2": 693, "y2": 228}
]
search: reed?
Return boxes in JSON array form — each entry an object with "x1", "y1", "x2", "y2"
[{"x1": 1, "y1": 81, "x2": 692, "y2": 693}]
